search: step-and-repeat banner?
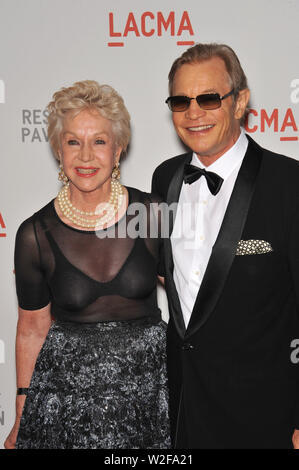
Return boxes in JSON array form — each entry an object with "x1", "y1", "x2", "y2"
[{"x1": 1, "y1": 0, "x2": 299, "y2": 446}]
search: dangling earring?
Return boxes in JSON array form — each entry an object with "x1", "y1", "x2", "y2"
[
  {"x1": 111, "y1": 162, "x2": 120, "y2": 180},
  {"x1": 58, "y1": 163, "x2": 69, "y2": 185}
]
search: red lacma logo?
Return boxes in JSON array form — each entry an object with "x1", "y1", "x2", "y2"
[
  {"x1": 108, "y1": 11, "x2": 195, "y2": 47},
  {"x1": 0, "y1": 213, "x2": 6, "y2": 237},
  {"x1": 245, "y1": 108, "x2": 298, "y2": 141}
]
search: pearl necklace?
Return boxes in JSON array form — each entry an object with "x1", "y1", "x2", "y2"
[{"x1": 57, "y1": 179, "x2": 124, "y2": 229}]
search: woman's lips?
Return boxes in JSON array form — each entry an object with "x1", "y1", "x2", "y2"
[{"x1": 75, "y1": 167, "x2": 99, "y2": 177}]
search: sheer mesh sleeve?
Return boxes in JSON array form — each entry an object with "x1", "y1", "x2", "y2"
[
  {"x1": 14, "y1": 216, "x2": 50, "y2": 310},
  {"x1": 13, "y1": 189, "x2": 163, "y2": 323}
]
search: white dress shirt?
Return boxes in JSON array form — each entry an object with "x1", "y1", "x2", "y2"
[{"x1": 171, "y1": 130, "x2": 248, "y2": 327}]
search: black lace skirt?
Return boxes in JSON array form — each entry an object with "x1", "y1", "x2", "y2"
[{"x1": 16, "y1": 317, "x2": 171, "y2": 449}]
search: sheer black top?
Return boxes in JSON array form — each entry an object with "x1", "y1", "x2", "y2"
[{"x1": 14, "y1": 187, "x2": 163, "y2": 323}]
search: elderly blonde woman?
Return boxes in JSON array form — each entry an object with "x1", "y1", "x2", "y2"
[{"x1": 5, "y1": 80, "x2": 170, "y2": 449}]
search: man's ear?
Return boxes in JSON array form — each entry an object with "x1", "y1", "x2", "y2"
[{"x1": 234, "y1": 88, "x2": 250, "y2": 120}]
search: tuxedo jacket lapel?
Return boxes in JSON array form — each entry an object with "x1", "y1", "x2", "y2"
[
  {"x1": 164, "y1": 152, "x2": 192, "y2": 339},
  {"x1": 185, "y1": 138, "x2": 263, "y2": 339}
]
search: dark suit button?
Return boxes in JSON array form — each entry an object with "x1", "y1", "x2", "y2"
[{"x1": 182, "y1": 343, "x2": 194, "y2": 350}]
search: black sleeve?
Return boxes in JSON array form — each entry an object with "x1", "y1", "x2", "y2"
[
  {"x1": 157, "y1": 245, "x2": 166, "y2": 277},
  {"x1": 151, "y1": 166, "x2": 163, "y2": 198},
  {"x1": 288, "y1": 200, "x2": 299, "y2": 430},
  {"x1": 148, "y1": 191, "x2": 166, "y2": 278},
  {"x1": 151, "y1": 156, "x2": 182, "y2": 200},
  {"x1": 14, "y1": 217, "x2": 50, "y2": 310}
]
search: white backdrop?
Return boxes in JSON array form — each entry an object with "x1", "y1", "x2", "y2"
[{"x1": 1, "y1": 0, "x2": 299, "y2": 447}]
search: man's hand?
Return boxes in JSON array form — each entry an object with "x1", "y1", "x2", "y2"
[{"x1": 292, "y1": 429, "x2": 299, "y2": 449}]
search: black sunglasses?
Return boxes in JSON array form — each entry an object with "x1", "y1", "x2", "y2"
[{"x1": 165, "y1": 89, "x2": 235, "y2": 112}]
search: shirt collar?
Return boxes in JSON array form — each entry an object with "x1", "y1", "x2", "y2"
[{"x1": 190, "y1": 129, "x2": 248, "y2": 181}]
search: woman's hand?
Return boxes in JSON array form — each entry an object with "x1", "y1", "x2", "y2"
[
  {"x1": 292, "y1": 429, "x2": 299, "y2": 449},
  {"x1": 5, "y1": 305, "x2": 52, "y2": 449},
  {"x1": 4, "y1": 416, "x2": 21, "y2": 449},
  {"x1": 4, "y1": 394, "x2": 26, "y2": 449}
]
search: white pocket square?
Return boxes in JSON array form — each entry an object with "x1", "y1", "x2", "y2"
[{"x1": 236, "y1": 239, "x2": 273, "y2": 256}]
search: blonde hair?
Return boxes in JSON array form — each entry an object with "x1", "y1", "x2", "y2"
[
  {"x1": 168, "y1": 43, "x2": 249, "y2": 125},
  {"x1": 47, "y1": 80, "x2": 131, "y2": 159},
  {"x1": 168, "y1": 43, "x2": 248, "y2": 95}
]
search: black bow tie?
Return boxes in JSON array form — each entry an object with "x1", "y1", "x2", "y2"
[{"x1": 183, "y1": 163, "x2": 223, "y2": 195}]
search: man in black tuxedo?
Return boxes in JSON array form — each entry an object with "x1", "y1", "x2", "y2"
[{"x1": 152, "y1": 43, "x2": 299, "y2": 449}]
